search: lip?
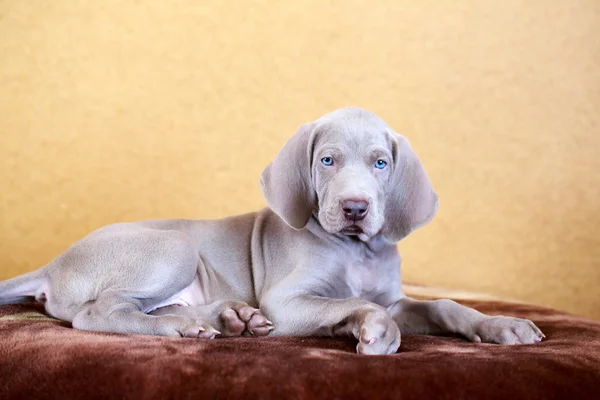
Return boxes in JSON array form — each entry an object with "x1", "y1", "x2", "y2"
[{"x1": 341, "y1": 225, "x2": 363, "y2": 235}]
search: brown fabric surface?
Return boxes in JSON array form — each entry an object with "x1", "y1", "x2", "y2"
[{"x1": 1, "y1": 300, "x2": 599, "y2": 400}]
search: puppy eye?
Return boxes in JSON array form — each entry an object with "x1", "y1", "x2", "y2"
[
  {"x1": 374, "y1": 159, "x2": 387, "y2": 169},
  {"x1": 321, "y1": 157, "x2": 334, "y2": 166}
]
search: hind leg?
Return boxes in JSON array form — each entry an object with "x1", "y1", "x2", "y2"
[
  {"x1": 72, "y1": 291, "x2": 220, "y2": 338},
  {"x1": 151, "y1": 300, "x2": 273, "y2": 337}
]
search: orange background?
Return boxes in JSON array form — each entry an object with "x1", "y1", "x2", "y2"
[{"x1": 1, "y1": 0, "x2": 598, "y2": 318}]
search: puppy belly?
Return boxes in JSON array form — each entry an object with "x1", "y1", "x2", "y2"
[{"x1": 144, "y1": 275, "x2": 206, "y2": 313}]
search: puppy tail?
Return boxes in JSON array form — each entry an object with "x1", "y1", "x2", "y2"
[{"x1": 0, "y1": 267, "x2": 49, "y2": 305}]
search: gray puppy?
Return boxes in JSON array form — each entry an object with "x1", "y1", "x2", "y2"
[{"x1": 0, "y1": 107, "x2": 544, "y2": 354}]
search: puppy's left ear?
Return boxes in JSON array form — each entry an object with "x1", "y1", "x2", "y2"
[{"x1": 382, "y1": 133, "x2": 439, "y2": 243}]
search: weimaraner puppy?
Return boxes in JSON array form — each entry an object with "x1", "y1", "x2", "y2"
[{"x1": 0, "y1": 107, "x2": 544, "y2": 354}]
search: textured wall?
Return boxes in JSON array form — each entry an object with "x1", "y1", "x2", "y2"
[{"x1": 1, "y1": 1, "x2": 598, "y2": 318}]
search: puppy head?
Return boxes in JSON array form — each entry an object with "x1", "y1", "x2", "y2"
[{"x1": 260, "y1": 107, "x2": 438, "y2": 243}]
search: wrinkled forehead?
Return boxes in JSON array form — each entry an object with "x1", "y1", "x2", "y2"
[{"x1": 313, "y1": 109, "x2": 392, "y2": 152}]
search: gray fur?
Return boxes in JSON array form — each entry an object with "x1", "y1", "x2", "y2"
[{"x1": 0, "y1": 107, "x2": 544, "y2": 354}]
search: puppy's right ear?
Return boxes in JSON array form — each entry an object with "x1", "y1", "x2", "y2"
[{"x1": 260, "y1": 122, "x2": 317, "y2": 229}]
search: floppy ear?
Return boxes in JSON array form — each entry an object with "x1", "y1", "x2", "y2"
[
  {"x1": 382, "y1": 134, "x2": 439, "y2": 243},
  {"x1": 260, "y1": 122, "x2": 317, "y2": 229}
]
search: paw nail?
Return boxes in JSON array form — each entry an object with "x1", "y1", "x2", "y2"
[
  {"x1": 267, "y1": 326, "x2": 275, "y2": 331},
  {"x1": 368, "y1": 338, "x2": 376, "y2": 345},
  {"x1": 266, "y1": 320, "x2": 273, "y2": 325}
]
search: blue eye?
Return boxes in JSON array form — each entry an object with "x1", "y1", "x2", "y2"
[
  {"x1": 375, "y1": 159, "x2": 387, "y2": 169},
  {"x1": 321, "y1": 157, "x2": 334, "y2": 166}
]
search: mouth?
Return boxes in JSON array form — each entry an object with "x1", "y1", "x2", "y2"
[{"x1": 341, "y1": 225, "x2": 363, "y2": 235}]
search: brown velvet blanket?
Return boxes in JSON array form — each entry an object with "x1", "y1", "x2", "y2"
[{"x1": 1, "y1": 295, "x2": 599, "y2": 400}]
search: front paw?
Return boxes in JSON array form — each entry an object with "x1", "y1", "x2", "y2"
[
  {"x1": 468, "y1": 315, "x2": 545, "y2": 345},
  {"x1": 356, "y1": 310, "x2": 401, "y2": 355}
]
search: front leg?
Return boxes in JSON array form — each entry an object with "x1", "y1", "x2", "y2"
[
  {"x1": 262, "y1": 295, "x2": 400, "y2": 355},
  {"x1": 388, "y1": 297, "x2": 545, "y2": 344}
]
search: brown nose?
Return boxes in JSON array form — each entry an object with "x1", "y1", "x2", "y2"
[{"x1": 341, "y1": 199, "x2": 369, "y2": 221}]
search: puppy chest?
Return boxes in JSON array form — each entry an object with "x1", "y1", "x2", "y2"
[{"x1": 345, "y1": 260, "x2": 385, "y2": 299}]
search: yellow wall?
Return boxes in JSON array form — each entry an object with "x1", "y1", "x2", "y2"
[{"x1": 1, "y1": 0, "x2": 598, "y2": 319}]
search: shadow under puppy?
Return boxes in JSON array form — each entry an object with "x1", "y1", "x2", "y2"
[{"x1": 0, "y1": 107, "x2": 544, "y2": 355}]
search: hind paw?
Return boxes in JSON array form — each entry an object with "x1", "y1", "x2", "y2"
[
  {"x1": 178, "y1": 318, "x2": 220, "y2": 339},
  {"x1": 219, "y1": 302, "x2": 273, "y2": 337}
]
